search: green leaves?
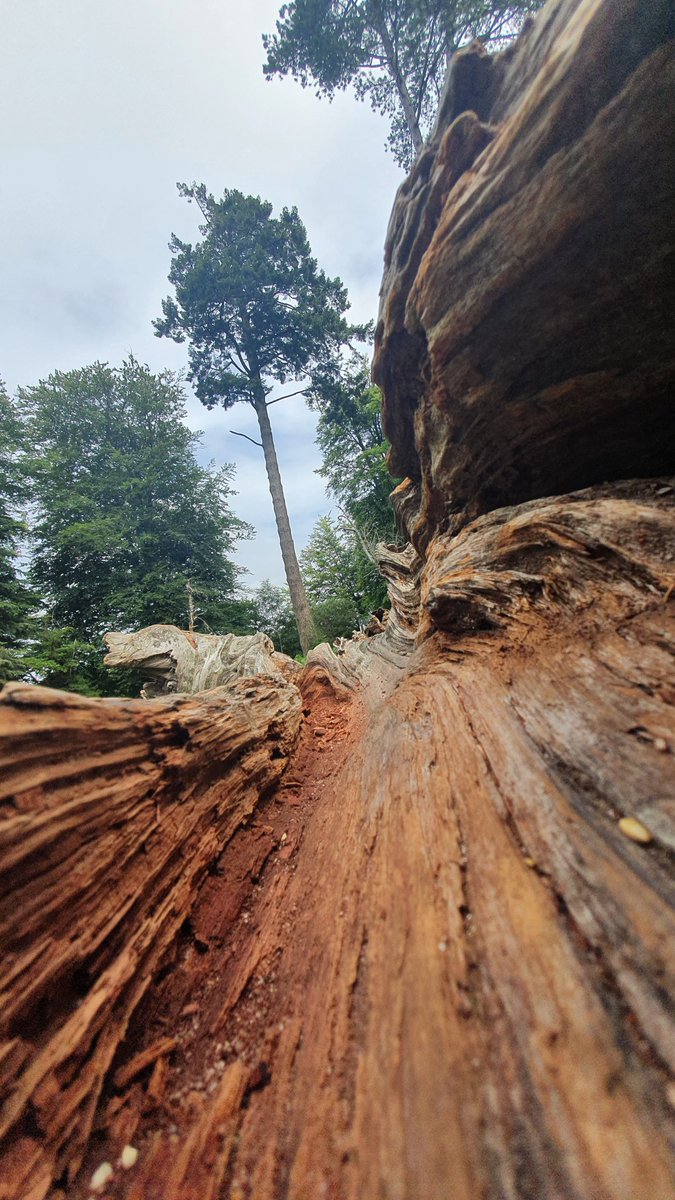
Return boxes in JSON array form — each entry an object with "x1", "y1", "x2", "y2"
[
  {"x1": 155, "y1": 184, "x2": 364, "y2": 411},
  {"x1": 251, "y1": 580, "x2": 303, "y2": 658},
  {"x1": 155, "y1": 183, "x2": 367, "y2": 655},
  {"x1": 310, "y1": 351, "x2": 399, "y2": 540},
  {"x1": 12, "y1": 358, "x2": 252, "y2": 693},
  {"x1": 0, "y1": 381, "x2": 35, "y2": 684},
  {"x1": 303, "y1": 354, "x2": 401, "y2": 637},
  {"x1": 263, "y1": 1, "x2": 544, "y2": 168},
  {"x1": 301, "y1": 514, "x2": 389, "y2": 641}
]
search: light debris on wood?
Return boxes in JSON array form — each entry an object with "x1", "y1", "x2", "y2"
[
  {"x1": 119, "y1": 1144, "x2": 139, "y2": 1169},
  {"x1": 618, "y1": 817, "x2": 654, "y2": 845},
  {"x1": 89, "y1": 1161, "x2": 114, "y2": 1193}
]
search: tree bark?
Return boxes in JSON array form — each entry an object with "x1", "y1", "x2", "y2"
[
  {"x1": 1, "y1": 481, "x2": 672, "y2": 1200},
  {"x1": 253, "y1": 391, "x2": 316, "y2": 655},
  {"x1": 374, "y1": 0, "x2": 675, "y2": 503},
  {"x1": 102, "y1": 625, "x2": 301, "y2": 695}
]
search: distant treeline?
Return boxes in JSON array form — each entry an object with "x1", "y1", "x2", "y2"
[{"x1": 1, "y1": 355, "x2": 395, "y2": 695}]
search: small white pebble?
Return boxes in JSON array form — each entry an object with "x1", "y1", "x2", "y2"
[
  {"x1": 89, "y1": 1162, "x2": 114, "y2": 1193},
  {"x1": 119, "y1": 1144, "x2": 139, "y2": 1170},
  {"x1": 438, "y1": 941, "x2": 447, "y2": 952},
  {"x1": 654, "y1": 737, "x2": 668, "y2": 753}
]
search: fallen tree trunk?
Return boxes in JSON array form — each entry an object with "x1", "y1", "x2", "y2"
[
  {"x1": 374, "y1": 0, "x2": 675, "y2": 542},
  {"x1": 103, "y1": 626, "x2": 301, "y2": 697},
  {"x1": 1, "y1": 0, "x2": 674, "y2": 1196},
  {"x1": 0, "y1": 678, "x2": 301, "y2": 1196},
  {"x1": 109, "y1": 480, "x2": 673, "y2": 1200},
  {"x1": 4, "y1": 479, "x2": 669, "y2": 1199}
]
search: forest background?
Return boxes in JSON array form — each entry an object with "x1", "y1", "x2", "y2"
[{"x1": 1, "y1": 1, "x2": 539, "y2": 694}]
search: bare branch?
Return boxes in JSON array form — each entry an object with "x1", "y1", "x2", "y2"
[
  {"x1": 230, "y1": 429, "x2": 262, "y2": 448},
  {"x1": 266, "y1": 388, "x2": 308, "y2": 407}
]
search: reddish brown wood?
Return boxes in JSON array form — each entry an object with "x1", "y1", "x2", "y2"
[
  {"x1": 17, "y1": 509, "x2": 670, "y2": 1199},
  {"x1": 0, "y1": 679, "x2": 301, "y2": 1196},
  {"x1": 1, "y1": 0, "x2": 674, "y2": 1196}
]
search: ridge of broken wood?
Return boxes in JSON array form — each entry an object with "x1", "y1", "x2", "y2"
[
  {"x1": 1, "y1": 0, "x2": 674, "y2": 1194},
  {"x1": 1, "y1": 478, "x2": 673, "y2": 1199},
  {"x1": 0, "y1": 677, "x2": 303, "y2": 1196}
]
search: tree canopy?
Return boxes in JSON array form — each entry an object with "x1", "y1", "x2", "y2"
[
  {"x1": 301, "y1": 514, "x2": 389, "y2": 642},
  {"x1": 16, "y1": 358, "x2": 251, "y2": 692},
  {"x1": 263, "y1": 0, "x2": 542, "y2": 167},
  {"x1": 311, "y1": 351, "x2": 398, "y2": 542},
  {"x1": 0, "y1": 381, "x2": 35, "y2": 684},
  {"x1": 155, "y1": 184, "x2": 364, "y2": 412},
  {"x1": 251, "y1": 579, "x2": 303, "y2": 658},
  {"x1": 155, "y1": 183, "x2": 367, "y2": 654}
]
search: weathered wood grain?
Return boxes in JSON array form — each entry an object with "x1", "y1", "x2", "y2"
[
  {"x1": 80, "y1": 535, "x2": 673, "y2": 1197},
  {"x1": 103, "y1": 625, "x2": 301, "y2": 697},
  {"x1": 2, "y1": 0, "x2": 674, "y2": 1195},
  {"x1": 374, "y1": 0, "x2": 675, "y2": 542},
  {"x1": 0, "y1": 678, "x2": 301, "y2": 1197}
]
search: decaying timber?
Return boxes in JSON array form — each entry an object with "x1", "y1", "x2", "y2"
[
  {"x1": 374, "y1": 0, "x2": 675, "y2": 543},
  {"x1": 0, "y1": 0, "x2": 674, "y2": 1196},
  {"x1": 0, "y1": 678, "x2": 301, "y2": 1195},
  {"x1": 103, "y1": 625, "x2": 301, "y2": 697}
]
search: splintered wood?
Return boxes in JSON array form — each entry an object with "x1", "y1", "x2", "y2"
[
  {"x1": 1, "y1": 485, "x2": 672, "y2": 1197},
  {"x1": 0, "y1": 679, "x2": 301, "y2": 1196},
  {"x1": 1, "y1": 0, "x2": 674, "y2": 1196}
]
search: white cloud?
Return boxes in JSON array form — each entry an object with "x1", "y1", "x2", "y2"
[{"x1": 0, "y1": 0, "x2": 402, "y2": 585}]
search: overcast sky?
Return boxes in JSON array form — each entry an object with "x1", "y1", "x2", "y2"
[{"x1": 0, "y1": 0, "x2": 402, "y2": 588}]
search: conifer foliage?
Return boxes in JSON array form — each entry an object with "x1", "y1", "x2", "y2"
[
  {"x1": 264, "y1": 0, "x2": 542, "y2": 168},
  {"x1": 155, "y1": 184, "x2": 366, "y2": 653}
]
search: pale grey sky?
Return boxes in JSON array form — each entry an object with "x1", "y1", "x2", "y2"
[{"x1": 0, "y1": 0, "x2": 402, "y2": 586}]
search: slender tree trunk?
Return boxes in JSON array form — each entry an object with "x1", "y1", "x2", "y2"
[
  {"x1": 253, "y1": 390, "x2": 316, "y2": 655},
  {"x1": 371, "y1": 6, "x2": 424, "y2": 153}
]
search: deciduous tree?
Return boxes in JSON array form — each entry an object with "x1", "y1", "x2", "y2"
[
  {"x1": 310, "y1": 352, "x2": 398, "y2": 541},
  {"x1": 19, "y1": 358, "x2": 250, "y2": 693},
  {"x1": 251, "y1": 579, "x2": 302, "y2": 658},
  {"x1": 0, "y1": 382, "x2": 35, "y2": 684},
  {"x1": 301, "y1": 514, "x2": 388, "y2": 641}
]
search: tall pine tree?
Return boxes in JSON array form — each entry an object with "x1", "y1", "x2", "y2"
[
  {"x1": 263, "y1": 1, "x2": 542, "y2": 168},
  {"x1": 155, "y1": 184, "x2": 366, "y2": 654}
]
